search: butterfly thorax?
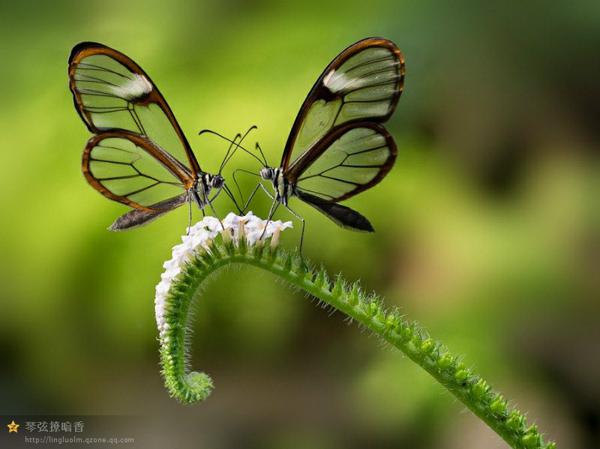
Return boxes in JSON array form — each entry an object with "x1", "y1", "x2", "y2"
[
  {"x1": 261, "y1": 167, "x2": 293, "y2": 206},
  {"x1": 190, "y1": 173, "x2": 223, "y2": 208}
]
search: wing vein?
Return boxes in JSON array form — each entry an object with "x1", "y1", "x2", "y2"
[
  {"x1": 344, "y1": 55, "x2": 396, "y2": 74},
  {"x1": 75, "y1": 62, "x2": 134, "y2": 80},
  {"x1": 343, "y1": 80, "x2": 398, "y2": 96}
]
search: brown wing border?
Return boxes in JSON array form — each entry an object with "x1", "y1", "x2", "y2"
[
  {"x1": 281, "y1": 37, "x2": 405, "y2": 169},
  {"x1": 288, "y1": 121, "x2": 397, "y2": 202},
  {"x1": 69, "y1": 41, "x2": 201, "y2": 175},
  {"x1": 82, "y1": 131, "x2": 194, "y2": 211}
]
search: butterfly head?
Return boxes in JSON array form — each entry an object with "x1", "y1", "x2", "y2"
[
  {"x1": 260, "y1": 167, "x2": 275, "y2": 180},
  {"x1": 210, "y1": 174, "x2": 225, "y2": 189}
]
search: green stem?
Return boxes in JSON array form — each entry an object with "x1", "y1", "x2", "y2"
[{"x1": 158, "y1": 239, "x2": 555, "y2": 449}]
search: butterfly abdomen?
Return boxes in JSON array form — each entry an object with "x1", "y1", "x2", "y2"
[{"x1": 272, "y1": 168, "x2": 291, "y2": 206}]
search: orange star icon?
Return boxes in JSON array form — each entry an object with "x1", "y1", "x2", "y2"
[{"x1": 7, "y1": 420, "x2": 19, "y2": 433}]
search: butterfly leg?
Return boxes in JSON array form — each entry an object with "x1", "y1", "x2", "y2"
[
  {"x1": 242, "y1": 182, "x2": 262, "y2": 214},
  {"x1": 205, "y1": 188, "x2": 226, "y2": 230},
  {"x1": 187, "y1": 191, "x2": 193, "y2": 235},
  {"x1": 259, "y1": 197, "x2": 280, "y2": 241},
  {"x1": 222, "y1": 184, "x2": 243, "y2": 214},
  {"x1": 281, "y1": 204, "x2": 306, "y2": 255},
  {"x1": 259, "y1": 182, "x2": 276, "y2": 200},
  {"x1": 232, "y1": 168, "x2": 261, "y2": 212},
  {"x1": 257, "y1": 183, "x2": 280, "y2": 240},
  {"x1": 209, "y1": 204, "x2": 225, "y2": 230}
]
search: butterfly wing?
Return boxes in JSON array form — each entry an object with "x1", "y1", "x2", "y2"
[
  {"x1": 288, "y1": 122, "x2": 396, "y2": 202},
  {"x1": 109, "y1": 193, "x2": 189, "y2": 231},
  {"x1": 281, "y1": 37, "x2": 404, "y2": 171},
  {"x1": 69, "y1": 41, "x2": 201, "y2": 175},
  {"x1": 287, "y1": 122, "x2": 396, "y2": 231},
  {"x1": 82, "y1": 131, "x2": 193, "y2": 217}
]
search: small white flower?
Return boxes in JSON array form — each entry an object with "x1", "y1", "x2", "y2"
[
  {"x1": 155, "y1": 281, "x2": 170, "y2": 296},
  {"x1": 155, "y1": 212, "x2": 292, "y2": 335},
  {"x1": 245, "y1": 229, "x2": 262, "y2": 245},
  {"x1": 222, "y1": 212, "x2": 241, "y2": 229},
  {"x1": 189, "y1": 229, "x2": 211, "y2": 247},
  {"x1": 267, "y1": 220, "x2": 293, "y2": 233}
]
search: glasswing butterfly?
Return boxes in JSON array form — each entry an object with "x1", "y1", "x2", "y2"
[
  {"x1": 235, "y1": 37, "x2": 404, "y2": 247},
  {"x1": 69, "y1": 42, "x2": 241, "y2": 230}
]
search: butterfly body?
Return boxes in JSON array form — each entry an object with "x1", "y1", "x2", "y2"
[
  {"x1": 192, "y1": 172, "x2": 224, "y2": 207},
  {"x1": 261, "y1": 167, "x2": 293, "y2": 207}
]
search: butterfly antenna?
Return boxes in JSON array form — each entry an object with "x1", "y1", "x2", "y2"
[
  {"x1": 236, "y1": 124, "x2": 268, "y2": 167},
  {"x1": 255, "y1": 141, "x2": 268, "y2": 166},
  {"x1": 218, "y1": 132, "x2": 242, "y2": 174},
  {"x1": 238, "y1": 125, "x2": 258, "y2": 149},
  {"x1": 198, "y1": 129, "x2": 239, "y2": 175},
  {"x1": 199, "y1": 129, "x2": 265, "y2": 167},
  {"x1": 219, "y1": 125, "x2": 258, "y2": 173}
]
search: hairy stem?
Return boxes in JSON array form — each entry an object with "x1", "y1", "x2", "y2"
[{"x1": 158, "y1": 239, "x2": 555, "y2": 449}]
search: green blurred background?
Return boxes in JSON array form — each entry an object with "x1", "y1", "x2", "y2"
[{"x1": 0, "y1": 0, "x2": 597, "y2": 448}]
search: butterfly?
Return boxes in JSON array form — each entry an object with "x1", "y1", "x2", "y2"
[
  {"x1": 236, "y1": 37, "x2": 404, "y2": 246},
  {"x1": 68, "y1": 42, "x2": 240, "y2": 230}
]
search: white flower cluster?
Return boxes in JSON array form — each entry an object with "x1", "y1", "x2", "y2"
[{"x1": 155, "y1": 212, "x2": 293, "y2": 339}]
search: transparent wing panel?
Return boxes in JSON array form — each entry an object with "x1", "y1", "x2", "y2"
[
  {"x1": 84, "y1": 135, "x2": 185, "y2": 209},
  {"x1": 283, "y1": 39, "x2": 403, "y2": 169},
  {"x1": 295, "y1": 125, "x2": 396, "y2": 202},
  {"x1": 69, "y1": 43, "x2": 199, "y2": 174}
]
